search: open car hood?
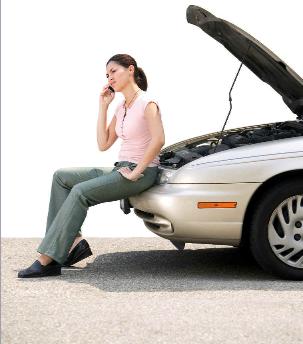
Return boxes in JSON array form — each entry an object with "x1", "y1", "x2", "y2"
[{"x1": 186, "y1": 5, "x2": 303, "y2": 118}]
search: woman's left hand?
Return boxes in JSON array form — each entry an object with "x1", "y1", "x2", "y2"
[{"x1": 117, "y1": 167, "x2": 144, "y2": 181}]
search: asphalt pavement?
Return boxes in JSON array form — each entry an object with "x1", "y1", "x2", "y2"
[{"x1": 2, "y1": 238, "x2": 303, "y2": 344}]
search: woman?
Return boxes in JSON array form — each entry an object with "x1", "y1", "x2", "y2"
[{"x1": 18, "y1": 53, "x2": 165, "y2": 278}]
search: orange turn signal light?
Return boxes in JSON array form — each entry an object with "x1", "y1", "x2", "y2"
[{"x1": 197, "y1": 202, "x2": 237, "y2": 209}]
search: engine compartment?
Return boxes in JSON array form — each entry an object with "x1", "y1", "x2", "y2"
[{"x1": 159, "y1": 120, "x2": 303, "y2": 168}]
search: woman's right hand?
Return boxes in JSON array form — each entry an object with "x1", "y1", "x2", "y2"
[{"x1": 99, "y1": 84, "x2": 115, "y2": 108}]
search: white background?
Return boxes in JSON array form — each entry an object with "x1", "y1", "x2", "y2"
[{"x1": 2, "y1": 0, "x2": 302, "y2": 238}]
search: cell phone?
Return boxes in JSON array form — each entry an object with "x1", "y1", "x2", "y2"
[{"x1": 108, "y1": 86, "x2": 115, "y2": 93}]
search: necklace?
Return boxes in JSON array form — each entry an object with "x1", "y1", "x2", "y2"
[
  {"x1": 124, "y1": 89, "x2": 141, "y2": 109},
  {"x1": 121, "y1": 89, "x2": 141, "y2": 137}
]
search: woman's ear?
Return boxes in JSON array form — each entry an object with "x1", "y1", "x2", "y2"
[{"x1": 128, "y1": 65, "x2": 135, "y2": 75}]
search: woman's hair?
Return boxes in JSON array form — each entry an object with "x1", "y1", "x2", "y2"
[{"x1": 106, "y1": 54, "x2": 148, "y2": 91}]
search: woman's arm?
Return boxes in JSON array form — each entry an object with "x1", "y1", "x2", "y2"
[
  {"x1": 97, "y1": 104, "x2": 109, "y2": 150},
  {"x1": 130, "y1": 102, "x2": 165, "y2": 177},
  {"x1": 97, "y1": 105, "x2": 118, "y2": 151}
]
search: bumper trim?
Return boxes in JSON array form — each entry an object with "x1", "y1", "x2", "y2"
[{"x1": 134, "y1": 209, "x2": 174, "y2": 234}]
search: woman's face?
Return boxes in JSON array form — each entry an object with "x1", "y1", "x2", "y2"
[{"x1": 106, "y1": 61, "x2": 134, "y2": 92}]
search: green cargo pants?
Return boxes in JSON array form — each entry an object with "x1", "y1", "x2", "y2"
[{"x1": 37, "y1": 160, "x2": 160, "y2": 264}]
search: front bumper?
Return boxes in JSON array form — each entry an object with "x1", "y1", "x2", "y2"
[{"x1": 129, "y1": 182, "x2": 261, "y2": 245}]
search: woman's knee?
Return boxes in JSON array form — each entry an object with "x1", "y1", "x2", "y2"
[{"x1": 53, "y1": 168, "x2": 71, "y2": 187}]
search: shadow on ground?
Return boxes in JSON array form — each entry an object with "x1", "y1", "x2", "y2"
[{"x1": 17, "y1": 246, "x2": 303, "y2": 291}]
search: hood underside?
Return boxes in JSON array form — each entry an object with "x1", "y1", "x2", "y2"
[{"x1": 186, "y1": 5, "x2": 303, "y2": 117}]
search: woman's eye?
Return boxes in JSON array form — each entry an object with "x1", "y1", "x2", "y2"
[{"x1": 106, "y1": 70, "x2": 115, "y2": 78}]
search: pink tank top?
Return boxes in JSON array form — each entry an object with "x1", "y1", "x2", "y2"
[{"x1": 114, "y1": 91, "x2": 161, "y2": 167}]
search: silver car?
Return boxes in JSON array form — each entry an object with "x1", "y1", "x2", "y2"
[{"x1": 121, "y1": 5, "x2": 303, "y2": 280}]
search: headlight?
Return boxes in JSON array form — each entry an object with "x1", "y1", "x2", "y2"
[{"x1": 157, "y1": 168, "x2": 176, "y2": 185}]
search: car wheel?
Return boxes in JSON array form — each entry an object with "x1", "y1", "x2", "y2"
[{"x1": 250, "y1": 179, "x2": 303, "y2": 280}]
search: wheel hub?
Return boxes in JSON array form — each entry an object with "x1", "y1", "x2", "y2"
[{"x1": 268, "y1": 195, "x2": 303, "y2": 269}]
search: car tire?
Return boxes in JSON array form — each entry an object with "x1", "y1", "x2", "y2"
[{"x1": 249, "y1": 178, "x2": 303, "y2": 280}]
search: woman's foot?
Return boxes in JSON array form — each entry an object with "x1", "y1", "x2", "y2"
[
  {"x1": 17, "y1": 236, "x2": 87, "y2": 277},
  {"x1": 37, "y1": 254, "x2": 54, "y2": 266},
  {"x1": 17, "y1": 258, "x2": 61, "y2": 278},
  {"x1": 36, "y1": 236, "x2": 87, "y2": 265},
  {"x1": 63, "y1": 238, "x2": 93, "y2": 267},
  {"x1": 37, "y1": 236, "x2": 83, "y2": 265}
]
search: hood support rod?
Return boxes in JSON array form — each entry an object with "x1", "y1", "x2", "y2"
[{"x1": 214, "y1": 44, "x2": 251, "y2": 152}]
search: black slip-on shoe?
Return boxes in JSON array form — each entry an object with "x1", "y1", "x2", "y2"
[
  {"x1": 17, "y1": 259, "x2": 62, "y2": 278},
  {"x1": 62, "y1": 239, "x2": 93, "y2": 267}
]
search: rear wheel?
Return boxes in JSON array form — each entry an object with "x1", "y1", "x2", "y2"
[{"x1": 249, "y1": 179, "x2": 303, "y2": 280}]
